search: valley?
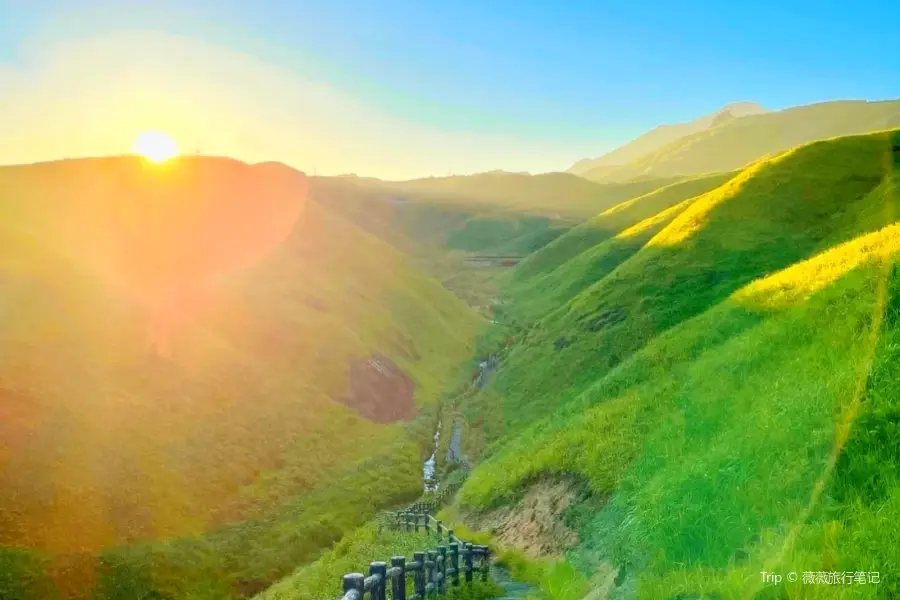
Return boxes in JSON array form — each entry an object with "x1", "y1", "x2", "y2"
[{"x1": 1, "y1": 99, "x2": 899, "y2": 600}]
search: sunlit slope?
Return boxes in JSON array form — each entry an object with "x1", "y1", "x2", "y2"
[
  {"x1": 511, "y1": 172, "x2": 736, "y2": 283},
  {"x1": 504, "y1": 200, "x2": 694, "y2": 326},
  {"x1": 583, "y1": 99, "x2": 900, "y2": 182},
  {"x1": 0, "y1": 157, "x2": 482, "y2": 597},
  {"x1": 568, "y1": 101, "x2": 767, "y2": 176},
  {"x1": 388, "y1": 171, "x2": 682, "y2": 219},
  {"x1": 453, "y1": 130, "x2": 900, "y2": 598},
  {"x1": 313, "y1": 172, "x2": 686, "y2": 260},
  {"x1": 476, "y1": 131, "x2": 897, "y2": 437}
]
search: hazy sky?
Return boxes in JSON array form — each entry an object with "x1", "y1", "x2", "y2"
[{"x1": 1, "y1": 0, "x2": 898, "y2": 179}]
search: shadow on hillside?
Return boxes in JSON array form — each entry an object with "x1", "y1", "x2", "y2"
[{"x1": 489, "y1": 133, "x2": 898, "y2": 432}]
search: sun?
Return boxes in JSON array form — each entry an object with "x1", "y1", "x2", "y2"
[{"x1": 133, "y1": 131, "x2": 179, "y2": 163}]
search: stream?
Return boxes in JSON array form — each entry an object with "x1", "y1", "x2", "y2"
[
  {"x1": 490, "y1": 564, "x2": 538, "y2": 600},
  {"x1": 422, "y1": 419, "x2": 441, "y2": 492},
  {"x1": 422, "y1": 355, "x2": 496, "y2": 491}
]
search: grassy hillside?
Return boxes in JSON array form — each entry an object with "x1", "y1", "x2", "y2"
[
  {"x1": 309, "y1": 176, "x2": 578, "y2": 258},
  {"x1": 501, "y1": 173, "x2": 740, "y2": 325},
  {"x1": 568, "y1": 101, "x2": 767, "y2": 176},
  {"x1": 511, "y1": 172, "x2": 737, "y2": 283},
  {"x1": 386, "y1": 171, "x2": 682, "y2": 220},
  {"x1": 451, "y1": 129, "x2": 900, "y2": 599},
  {"x1": 0, "y1": 157, "x2": 483, "y2": 599},
  {"x1": 581, "y1": 99, "x2": 900, "y2": 183},
  {"x1": 309, "y1": 172, "x2": 687, "y2": 320}
]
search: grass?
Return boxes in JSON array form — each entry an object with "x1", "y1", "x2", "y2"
[
  {"x1": 587, "y1": 99, "x2": 900, "y2": 182},
  {"x1": 435, "y1": 508, "x2": 588, "y2": 600},
  {"x1": 6, "y1": 128, "x2": 900, "y2": 600},
  {"x1": 387, "y1": 172, "x2": 683, "y2": 220},
  {"x1": 511, "y1": 172, "x2": 738, "y2": 283},
  {"x1": 451, "y1": 129, "x2": 900, "y2": 598},
  {"x1": 0, "y1": 157, "x2": 484, "y2": 598},
  {"x1": 258, "y1": 520, "x2": 503, "y2": 600},
  {"x1": 504, "y1": 172, "x2": 738, "y2": 325},
  {"x1": 310, "y1": 173, "x2": 691, "y2": 320}
]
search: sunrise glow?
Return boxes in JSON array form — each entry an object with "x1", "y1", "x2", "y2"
[{"x1": 132, "y1": 131, "x2": 179, "y2": 163}]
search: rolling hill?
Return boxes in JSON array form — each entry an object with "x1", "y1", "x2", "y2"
[
  {"x1": 384, "y1": 171, "x2": 683, "y2": 220},
  {"x1": 307, "y1": 171, "x2": 690, "y2": 316},
  {"x1": 573, "y1": 99, "x2": 900, "y2": 183},
  {"x1": 445, "y1": 128, "x2": 900, "y2": 599},
  {"x1": 568, "y1": 101, "x2": 767, "y2": 176},
  {"x1": 0, "y1": 156, "x2": 483, "y2": 599},
  {"x1": 310, "y1": 171, "x2": 690, "y2": 263}
]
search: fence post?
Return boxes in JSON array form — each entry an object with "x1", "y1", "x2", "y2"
[
  {"x1": 414, "y1": 513, "x2": 421, "y2": 533},
  {"x1": 446, "y1": 529, "x2": 454, "y2": 545},
  {"x1": 343, "y1": 573, "x2": 365, "y2": 600},
  {"x1": 435, "y1": 520, "x2": 443, "y2": 537},
  {"x1": 437, "y1": 546, "x2": 447, "y2": 594},
  {"x1": 479, "y1": 546, "x2": 490, "y2": 581},
  {"x1": 426, "y1": 551, "x2": 437, "y2": 596},
  {"x1": 424, "y1": 514, "x2": 430, "y2": 536},
  {"x1": 391, "y1": 556, "x2": 406, "y2": 600},
  {"x1": 370, "y1": 562, "x2": 387, "y2": 600},
  {"x1": 448, "y1": 543, "x2": 460, "y2": 586},
  {"x1": 413, "y1": 551, "x2": 426, "y2": 600},
  {"x1": 463, "y1": 543, "x2": 473, "y2": 583}
]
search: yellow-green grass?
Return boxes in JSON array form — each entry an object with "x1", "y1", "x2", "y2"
[
  {"x1": 503, "y1": 201, "x2": 694, "y2": 327},
  {"x1": 256, "y1": 521, "x2": 500, "y2": 600},
  {"x1": 434, "y1": 506, "x2": 588, "y2": 600},
  {"x1": 387, "y1": 172, "x2": 683, "y2": 220},
  {"x1": 454, "y1": 130, "x2": 900, "y2": 598},
  {"x1": 477, "y1": 131, "x2": 895, "y2": 438},
  {"x1": 587, "y1": 99, "x2": 900, "y2": 182},
  {"x1": 511, "y1": 172, "x2": 737, "y2": 283},
  {"x1": 0, "y1": 157, "x2": 484, "y2": 598}
]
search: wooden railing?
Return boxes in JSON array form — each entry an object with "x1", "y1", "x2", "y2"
[
  {"x1": 339, "y1": 515, "x2": 489, "y2": 600},
  {"x1": 405, "y1": 480, "x2": 465, "y2": 517}
]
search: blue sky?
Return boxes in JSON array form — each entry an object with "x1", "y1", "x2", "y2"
[{"x1": 1, "y1": 0, "x2": 898, "y2": 178}]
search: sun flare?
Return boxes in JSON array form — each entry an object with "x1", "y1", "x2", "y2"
[{"x1": 133, "y1": 131, "x2": 179, "y2": 163}]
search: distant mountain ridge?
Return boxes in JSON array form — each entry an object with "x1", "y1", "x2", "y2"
[
  {"x1": 570, "y1": 98, "x2": 900, "y2": 183},
  {"x1": 568, "y1": 101, "x2": 768, "y2": 175}
]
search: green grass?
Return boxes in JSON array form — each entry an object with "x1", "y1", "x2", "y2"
[
  {"x1": 0, "y1": 157, "x2": 484, "y2": 599},
  {"x1": 511, "y1": 172, "x2": 736, "y2": 283},
  {"x1": 387, "y1": 172, "x2": 682, "y2": 220},
  {"x1": 451, "y1": 129, "x2": 900, "y2": 598},
  {"x1": 584, "y1": 99, "x2": 900, "y2": 182},
  {"x1": 477, "y1": 132, "x2": 894, "y2": 437},
  {"x1": 258, "y1": 520, "x2": 503, "y2": 600},
  {"x1": 256, "y1": 523, "x2": 428, "y2": 600},
  {"x1": 504, "y1": 172, "x2": 738, "y2": 325},
  {"x1": 569, "y1": 102, "x2": 767, "y2": 178}
]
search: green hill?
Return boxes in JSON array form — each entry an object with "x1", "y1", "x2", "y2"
[
  {"x1": 510, "y1": 172, "x2": 737, "y2": 283},
  {"x1": 568, "y1": 101, "x2": 767, "y2": 176},
  {"x1": 307, "y1": 172, "x2": 688, "y2": 318},
  {"x1": 0, "y1": 157, "x2": 483, "y2": 599},
  {"x1": 447, "y1": 129, "x2": 900, "y2": 599},
  {"x1": 577, "y1": 99, "x2": 900, "y2": 183},
  {"x1": 385, "y1": 171, "x2": 682, "y2": 220}
]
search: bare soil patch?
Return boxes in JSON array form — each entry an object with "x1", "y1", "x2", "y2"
[
  {"x1": 343, "y1": 354, "x2": 416, "y2": 423},
  {"x1": 465, "y1": 478, "x2": 580, "y2": 559}
]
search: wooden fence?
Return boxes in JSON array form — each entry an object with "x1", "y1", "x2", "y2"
[
  {"x1": 339, "y1": 514, "x2": 490, "y2": 600},
  {"x1": 405, "y1": 480, "x2": 464, "y2": 517}
]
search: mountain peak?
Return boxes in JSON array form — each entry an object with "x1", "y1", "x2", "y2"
[
  {"x1": 718, "y1": 101, "x2": 768, "y2": 116},
  {"x1": 568, "y1": 101, "x2": 770, "y2": 176}
]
